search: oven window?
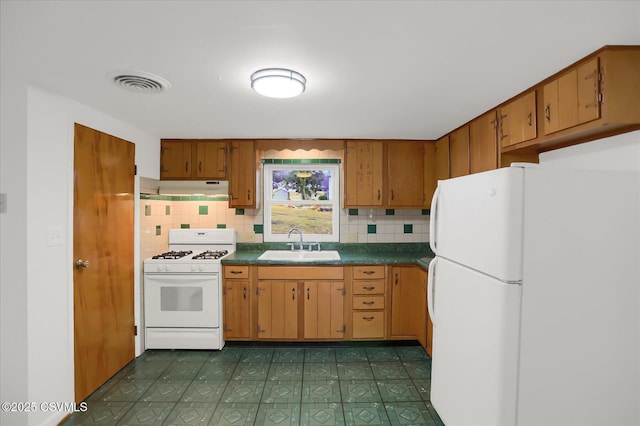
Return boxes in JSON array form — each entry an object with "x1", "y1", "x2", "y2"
[{"x1": 160, "y1": 286, "x2": 203, "y2": 311}]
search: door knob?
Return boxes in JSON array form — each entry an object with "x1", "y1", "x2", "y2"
[{"x1": 75, "y1": 259, "x2": 90, "y2": 270}]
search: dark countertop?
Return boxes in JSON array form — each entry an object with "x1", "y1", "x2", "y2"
[{"x1": 221, "y1": 243, "x2": 434, "y2": 269}]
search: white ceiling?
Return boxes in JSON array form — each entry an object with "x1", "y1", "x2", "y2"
[{"x1": 2, "y1": 1, "x2": 639, "y2": 140}]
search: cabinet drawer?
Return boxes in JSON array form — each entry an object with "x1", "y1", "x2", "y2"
[
  {"x1": 352, "y1": 280, "x2": 385, "y2": 295},
  {"x1": 352, "y1": 312, "x2": 385, "y2": 339},
  {"x1": 352, "y1": 266, "x2": 385, "y2": 280},
  {"x1": 224, "y1": 266, "x2": 249, "y2": 279},
  {"x1": 352, "y1": 296, "x2": 385, "y2": 310}
]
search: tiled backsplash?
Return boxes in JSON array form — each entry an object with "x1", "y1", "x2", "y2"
[
  {"x1": 140, "y1": 148, "x2": 430, "y2": 256},
  {"x1": 139, "y1": 195, "x2": 430, "y2": 258}
]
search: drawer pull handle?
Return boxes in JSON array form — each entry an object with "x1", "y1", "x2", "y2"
[
  {"x1": 230, "y1": 270, "x2": 243, "y2": 274},
  {"x1": 362, "y1": 316, "x2": 375, "y2": 321},
  {"x1": 362, "y1": 270, "x2": 375, "y2": 275},
  {"x1": 362, "y1": 301, "x2": 375, "y2": 305},
  {"x1": 363, "y1": 286, "x2": 375, "y2": 291}
]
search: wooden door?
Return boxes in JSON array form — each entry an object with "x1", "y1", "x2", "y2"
[
  {"x1": 256, "y1": 281, "x2": 298, "y2": 339},
  {"x1": 387, "y1": 141, "x2": 425, "y2": 207},
  {"x1": 303, "y1": 281, "x2": 344, "y2": 339},
  {"x1": 389, "y1": 266, "x2": 422, "y2": 338},
  {"x1": 160, "y1": 140, "x2": 192, "y2": 179},
  {"x1": 73, "y1": 123, "x2": 135, "y2": 402},
  {"x1": 449, "y1": 126, "x2": 470, "y2": 178},
  {"x1": 469, "y1": 111, "x2": 498, "y2": 174},
  {"x1": 229, "y1": 140, "x2": 256, "y2": 208},
  {"x1": 434, "y1": 135, "x2": 449, "y2": 181},
  {"x1": 195, "y1": 140, "x2": 227, "y2": 179},
  {"x1": 344, "y1": 141, "x2": 383, "y2": 207},
  {"x1": 223, "y1": 280, "x2": 251, "y2": 339}
]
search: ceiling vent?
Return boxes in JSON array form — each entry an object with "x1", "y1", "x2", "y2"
[{"x1": 111, "y1": 71, "x2": 171, "y2": 93}]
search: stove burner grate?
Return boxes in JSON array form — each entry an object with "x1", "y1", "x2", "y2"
[
  {"x1": 192, "y1": 250, "x2": 229, "y2": 260},
  {"x1": 151, "y1": 250, "x2": 193, "y2": 259}
]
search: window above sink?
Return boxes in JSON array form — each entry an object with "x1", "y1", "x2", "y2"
[{"x1": 263, "y1": 162, "x2": 340, "y2": 243}]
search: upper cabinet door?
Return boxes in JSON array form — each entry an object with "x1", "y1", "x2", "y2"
[
  {"x1": 435, "y1": 135, "x2": 450, "y2": 182},
  {"x1": 160, "y1": 140, "x2": 192, "y2": 179},
  {"x1": 228, "y1": 140, "x2": 256, "y2": 208},
  {"x1": 387, "y1": 141, "x2": 426, "y2": 207},
  {"x1": 576, "y1": 57, "x2": 601, "y2": 125},
  {"x1": 449, "y1": 125, "x2": 470, "y2": 178},
  {"x1": 469, "y1": 110, "x2": 498, "y2": 174},
  {"x1": 195, "y1": 141, "x2": 227, "y2": 180},
  {"x1": 499, "y1": 91, "x2": 537, "y2": 148},
  {"x1": 344, "y1": 141, "x2": 384, "y2": 207}
]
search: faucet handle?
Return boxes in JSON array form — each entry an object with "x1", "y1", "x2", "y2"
[{"x1": 286, "y1": 242, "x2": 295, "y2": 251}]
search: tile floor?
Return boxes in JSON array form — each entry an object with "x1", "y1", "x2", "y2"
[{"x1": 62, "y1": 343, "x2": 443, "y2": 425}]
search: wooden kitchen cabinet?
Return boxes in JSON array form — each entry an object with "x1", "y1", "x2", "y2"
[
  {"x1": 386, "y1": 141, "x2": 422, "y2": 207},
  {"x1": 343, "y1": 140, "x2": 435, "y2": 209},
  {"x1": 195, "y1": 140, "x2": 226, "y2": 179},
  {"x1": 389, "y1": 265, "x2": 423, "y2": 339},
  {"x1": 498, "y1": 90, "x2": 537, "y2": 148},
  {"x1": 344, "y1": 140, "x2": 384, "y2": 207},
  {"x1": 222, "y1": 266, "x2": 251, "y2": 340},
  {"x1": 543, "y1": 57, "x2": 600, "y2": 135},
  {"x1": 160, "y1": 139, "x2": 227, "y2": 180},
  {"x1": 228, "y1": 139, "x2": 256, "y2": 208},
  {"x1": 160, "y1": 139, "x2": 193, "y2": 179},
  {"x1": 469, "y1": 111, "x2": 498, "y2": 174},
  {"x1": 256, "y1": 266, "x2": 344, "y2": 341},
  {"x1": 256, "y1": 280, "x2": 299, "y2": 339},
  {"x1": 303, "y1": 281, "x2": 345, "y2": 339},
  {"x1": 350, "y1": 265, "x2": 386, "y2": 340},
  {"x1": 387, "y1": 141, "x2": 435, "y2": 208},
  {"x1": 449, "y1": 125, "x2": 470, "y2": 178},
  {"x1": 434, "y1": 135, "x2": 450, "y2": 182}
]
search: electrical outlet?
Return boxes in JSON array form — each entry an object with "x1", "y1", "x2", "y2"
[{"x1": 47, "y1": 226, "x2": 64, "y2": 246}]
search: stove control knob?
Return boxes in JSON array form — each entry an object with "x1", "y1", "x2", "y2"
[
  {"x1": 164, "y1": 266, "x2": 171, "y2": 272},
  {"x1": 198, "y1": 266, "x2": 205, "y2": 272}
]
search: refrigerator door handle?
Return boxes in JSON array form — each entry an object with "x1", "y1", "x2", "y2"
[
  {"x1": 429, "y1": 186, "x2": 440, "y2": 254},
  {"x1": 427, "y1": 257, "x2": 437, "y2": 325}
]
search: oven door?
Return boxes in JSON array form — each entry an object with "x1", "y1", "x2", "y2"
[{"x1": 144, "y1": 273, "x2": 219, "y2": 328}]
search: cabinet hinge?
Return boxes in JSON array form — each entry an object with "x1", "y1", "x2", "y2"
[
  {"x1": 134, "y1": 165, "x2": 137, "y2": 175},
  {"x1": 257, "y1": 324, "x2": 265, "y2": 334},
  {"x1": 134, "y1": 325, "x2": 138, "y2": 336},
  {"x1": 256, "y1": 287, "x2": 264, "y2": 296},
  {"x1": 338, "y1": 287, "x2": 346, "y2": 296},
  {"x1": 340, "y1": 324, "x2": 346, "y2": 333}
]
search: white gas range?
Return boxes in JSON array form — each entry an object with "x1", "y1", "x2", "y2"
[{"x1": 143, "y1": 228, "x2": 236, "y2": 350}]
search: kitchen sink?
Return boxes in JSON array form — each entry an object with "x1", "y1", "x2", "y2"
[{"x1": 258, "y1": 250, "x2": 341, "y2": 262}]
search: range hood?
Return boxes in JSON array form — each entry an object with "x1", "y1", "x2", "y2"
[{"x1": 142, "y1": 179, "x2": 228, "y2": 196}]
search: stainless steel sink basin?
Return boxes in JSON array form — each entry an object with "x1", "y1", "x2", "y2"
[{"x1": 258, "y1": 250, "x2": 341, "y2": 262}]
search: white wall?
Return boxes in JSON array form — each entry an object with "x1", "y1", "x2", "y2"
[{"x1": 1, "y1": 84, "x2": 160, "y2": 426}]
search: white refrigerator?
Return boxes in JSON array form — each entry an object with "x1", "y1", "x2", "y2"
[{"x1": 427, "y1": 164, "x2": 640, "y2": 426}]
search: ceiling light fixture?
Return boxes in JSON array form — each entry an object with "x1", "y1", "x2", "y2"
[{"x1": 250, "y1": 68, "x2": 306, "y2": 98}]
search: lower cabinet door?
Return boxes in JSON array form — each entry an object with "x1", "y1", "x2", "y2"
[
  {"x1": 256, "y1": 281, "x2": 298, "y2": 339},
  {"x1": 303, "y1": 281, "x2": 345, "y2": 339},
  {"x1": 352, "y1": 311, "x2": 385, "y2": 339}
]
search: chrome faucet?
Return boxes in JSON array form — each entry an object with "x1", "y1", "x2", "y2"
[{"x1": 287, "y1": 227, "x2": 304, "y2": 250}]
